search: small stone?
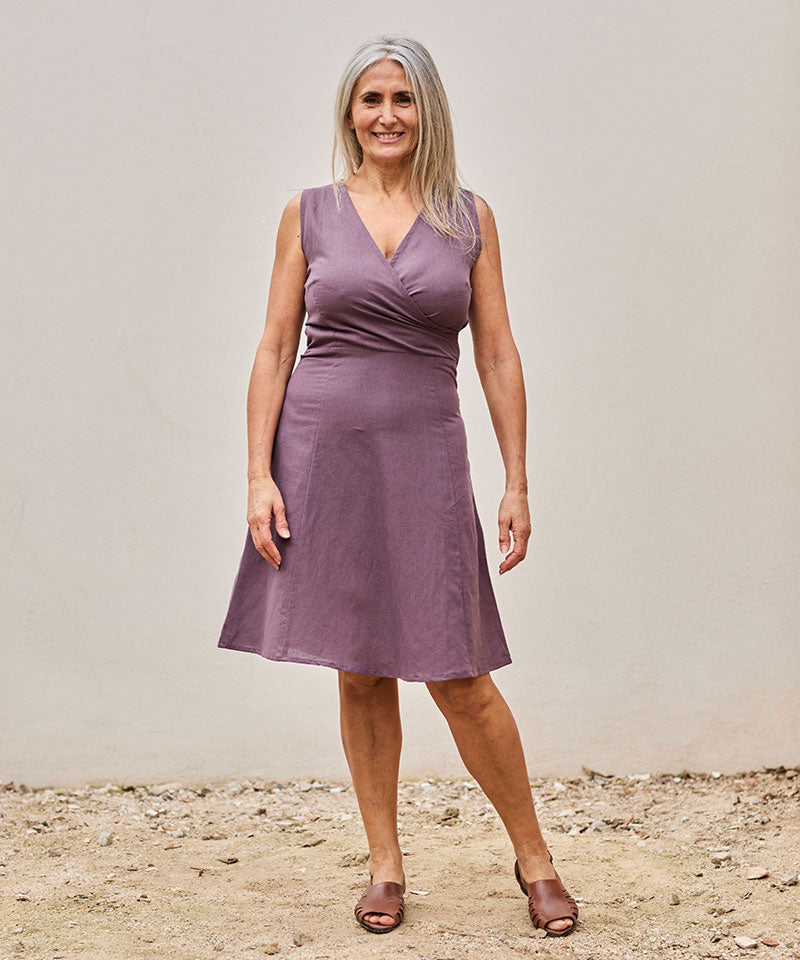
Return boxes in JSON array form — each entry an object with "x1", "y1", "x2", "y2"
[
  {"x1": 97, "y1": 830, "x2": 114, "y2": 846},
  {"x1": 147, "y1": 782, "x2": 182, "y2": 796},
  {"x1": 263, "y1": 942, "x2": 280, "y2": 955},
  {"x1": 292, "y1": 931, "x2": 312, "y2": 945},
  {"x1": 98, "y1": 782, "x2": 124, "y2": 794},
  {"x1": 733, "y1": 936, "x2": 759, "y2": 949},
  {"x1": 746, "y1": 867, "x2": 769, "y2": 879},
  {"x1": 670, "y1": 891, "x2": 680, "y2": 904}
]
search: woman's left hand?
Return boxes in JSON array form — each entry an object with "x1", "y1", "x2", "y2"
[{"x1": 498, "y1": 489, "x2": 531, "y2": 574}]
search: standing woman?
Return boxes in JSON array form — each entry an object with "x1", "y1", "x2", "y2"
[{"x1": 217, "y1": 35, "x2": 579, "y2": 937}]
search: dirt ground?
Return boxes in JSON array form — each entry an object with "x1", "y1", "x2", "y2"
[{"x1": 1, "y1": 766, "x2": 798, "y2": 960}]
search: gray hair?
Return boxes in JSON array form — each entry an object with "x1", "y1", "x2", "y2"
[{"x1": 331, "y1": 35, "x2": 479, "y2": 254}]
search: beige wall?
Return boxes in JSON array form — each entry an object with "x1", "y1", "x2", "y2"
[{"x1": 2, "y1": 2, "x2": 798, "y2": 788}]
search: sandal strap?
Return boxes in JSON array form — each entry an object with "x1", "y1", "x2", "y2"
[
  {"x1": 525, "y1": 877, "x2": 579, "y2": 927},
  {"x1": 515, "y1": 859, "x2": 578, "y2": 930},
  {"x1": 354, "y1": 880, "x2": 406, "y2": 924}
]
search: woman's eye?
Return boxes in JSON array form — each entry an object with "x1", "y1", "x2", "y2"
[{"x1": 364, "y1": 95, "x2": 413, "y2": 105}]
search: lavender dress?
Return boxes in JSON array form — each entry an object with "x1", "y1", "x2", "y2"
[{"x1": 217, "y1": 181, "x2": 512, "y2": 682}]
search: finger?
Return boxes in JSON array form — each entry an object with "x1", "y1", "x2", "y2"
[
  {"x1": 499, "y1": 547, "x2": 525, "y2": 573},
  {"x1": 499, "y1": 511, "x2": 512, "y2": 553},
  {"x1": 498, "y1": 529, "x2": 527, "y2": 572},
  {"x1": 273, "y1": 500, "x2": 291, "y2": 539},
  {"x1": 251, "y1": 518, "x2": 282, "y2": 569},
  {"x1": 261, "y1": 528, "x2": 282, "y2": 568}
]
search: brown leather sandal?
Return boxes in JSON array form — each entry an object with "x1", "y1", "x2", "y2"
[
  {"x1": 354, "y1": 872, "x2": 406, "y2": 933},
  {"x1": 514, "y1": 850, "x2": 578, "y2": 936}
]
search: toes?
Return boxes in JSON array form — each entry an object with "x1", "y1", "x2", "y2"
[
  {"x1": 546, "y1": 918, "x2": 574, "y2": 933},
  {"x1": 365, "y1": 913, "x2": 394, "y2": 926}
]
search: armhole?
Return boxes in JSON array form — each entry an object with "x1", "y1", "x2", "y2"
[
  {"x1": 299, "y1": 188, "x2": 310, "y2": 261},
  {"x1": 468, "y1": 190, "x2": 483, "y2": 264}
]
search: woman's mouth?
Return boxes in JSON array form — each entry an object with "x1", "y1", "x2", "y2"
[{"x1": 372, "y1": 131, "x2": 404, "y2": 142}]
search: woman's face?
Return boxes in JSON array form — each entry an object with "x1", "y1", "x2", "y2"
[{"x1": 346, "y1": 58, "x2": 419, "y2": 165}]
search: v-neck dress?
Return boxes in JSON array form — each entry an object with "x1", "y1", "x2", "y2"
[{"x1": 217, "y1": 181, "x2": 512, "y2": 682}]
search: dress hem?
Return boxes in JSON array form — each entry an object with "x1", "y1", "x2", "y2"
[{"x1": 216, "y1": 640, "x2": 513, "y2": 683}]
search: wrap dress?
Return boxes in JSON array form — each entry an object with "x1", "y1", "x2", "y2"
[{"x1": 217, "y1": 181, "x2": 512, "y2": 682}]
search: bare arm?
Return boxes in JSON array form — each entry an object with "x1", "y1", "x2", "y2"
[
  {"x1": 468, "y1": 194, "x2": 531, "y2": 574},
  {"x1": 245, "y1": 190, "x2": 307, "y2": 569}
]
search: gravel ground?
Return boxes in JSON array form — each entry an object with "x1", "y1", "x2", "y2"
[{"x1": 1, "y1": 766, "x2": 798, "y2": 960}]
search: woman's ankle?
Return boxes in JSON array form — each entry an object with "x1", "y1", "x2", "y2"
[{"x1": 367, "y1": 848, "x2": 404, "y2": 876}]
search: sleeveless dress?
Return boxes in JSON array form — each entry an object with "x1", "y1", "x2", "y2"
[{"x1": 216, "y1": 181, "x2": 512, "y2": 682}]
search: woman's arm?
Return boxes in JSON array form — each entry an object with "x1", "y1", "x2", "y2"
[
  {"x1": 468, "y1": 194, "x2": 531, "y2": 574},
  {"x1": 245, "y1": 191, "x2": 307, "y2": 570}
]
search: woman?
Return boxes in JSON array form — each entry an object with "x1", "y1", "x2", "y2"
[{"x1": 217, "y1": 35, "x2": 579, "y2": 937}]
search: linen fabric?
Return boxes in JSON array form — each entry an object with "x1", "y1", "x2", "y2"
[{"x1": 217, "y1": 182, "x2": 512, "y2": 682}]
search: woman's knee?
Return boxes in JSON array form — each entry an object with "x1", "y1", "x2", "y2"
[
  {"x1": 426, "y1": 674, "x2": 494, "y2": 714},
  {"x1": 338, "y1": 669, "x2": 394, "y2": 693}
]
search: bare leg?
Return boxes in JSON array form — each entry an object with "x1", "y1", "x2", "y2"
[
  {"x1": 425, "y1": 673, "x2": 574, "y2": 933},
  {"x1": 338, "y1": 670, "x2": 405, "y2": 928}
]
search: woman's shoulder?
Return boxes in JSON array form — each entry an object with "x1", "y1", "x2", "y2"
[
  {"x1": 463, "y1": 189, "x2": 493, "y2": 239},
  {"x1": 298, "y1": 181, "x2": 339, "y2": 201},
  {"x1": 292, "y1": 183, "x2": 340, "y2": 259},
  {"x1": 280, "y1": 182, "x2": 334, "y2": 214},
  {"x1": 459, "y1": 186, "x2": 489, "y2": 216}
]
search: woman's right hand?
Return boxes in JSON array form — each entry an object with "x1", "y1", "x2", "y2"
[{"x1": 247, "y1": 477, "x2": 290, "y2": 571}]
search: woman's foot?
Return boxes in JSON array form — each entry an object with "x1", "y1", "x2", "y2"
[
  {"x1": 515, "y1": 848, "x2": 575, "y2": 934},
  {"x1": 359, "y1": 856, "x2": 406, "y2": 928}
]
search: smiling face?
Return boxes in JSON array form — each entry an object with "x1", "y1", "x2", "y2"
[{"x1": 346, "y1": 58, "x2": 419, "y2": 165}]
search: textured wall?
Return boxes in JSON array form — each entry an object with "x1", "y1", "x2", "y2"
[{"x1": 2, "y1": 0, "x2": 798, "y2": 787}]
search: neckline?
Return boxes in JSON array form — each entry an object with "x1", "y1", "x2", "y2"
[{"x1": 338, "y1": 181, "x2": 423, "y2": 267}]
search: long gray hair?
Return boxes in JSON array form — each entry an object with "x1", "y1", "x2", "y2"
[{"x1": 331, "y1": 35, "x2": 480, "y2": 255}]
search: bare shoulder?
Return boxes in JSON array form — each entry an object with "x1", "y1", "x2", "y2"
[
  {"x1": 280, "y1": 190, "x2": 303, "y2": 226},
  {"x1": 470, "y1": 192, "x2": 499, "y2": 264},
  {"x1": 275, "y1": 190, "x2": 304, "y2": 258},
  {"x1": 473, "y1": 192, "x2": 498, "y2": 240},
  {"x1": 472, "y1": 192, "x2": 495, "y2": 229}
]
